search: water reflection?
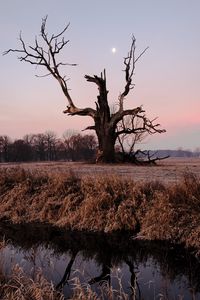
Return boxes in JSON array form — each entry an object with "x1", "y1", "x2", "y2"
[
  {"x1": 56, "y1": 249, "x2": 78, "y2": 289},
  {"x1": 0, "y1": 222, "x2": 200, "y2": 299}
]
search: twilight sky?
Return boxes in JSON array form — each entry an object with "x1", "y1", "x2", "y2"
[{"x1": 0, "y1": 0, "x2": 200, "y2": 150}]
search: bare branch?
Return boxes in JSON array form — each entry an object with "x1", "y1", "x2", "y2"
[
  {"x1": 134, "y1": 150, "x2": 170, "y2": 165},
  {"x1": 84, "y1": 74, "x2": 104, "y2": 87},
  {"x1": 118, "y1": 36, "x2": 149, "y2": 112},
  {"x1": 134, "y1": 46, "x2": 149, "y2": 64},
  {"x1": 82, "y1": 125, "x2": 96, "y2": 131},
  {"x1": 111, "y1": 106, "x2": 144, "y2": 128},
  {"x1": 35, "y1": 73, "x2": 52, "y2": 78},
  {"x1": 63, "y1": 106, "x2": 96, "y2": 118},
  {"x1": 4, "y1": 18, "x2": 73, "y2": 105},
  {"x1": 116, "y1": 113, "x2": 166, "y2": 137},
  {"x1": 4, "y1": 17, "x2": 98, "y2": 120}
]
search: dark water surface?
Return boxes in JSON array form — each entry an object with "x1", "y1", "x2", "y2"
[{"x1": 0, "y1": 222, "x2": 200, "y2": 299}]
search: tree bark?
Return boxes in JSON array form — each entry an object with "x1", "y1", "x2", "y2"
[{"x1": 96, "y1": 127, "x2": 116, "y2": 163}]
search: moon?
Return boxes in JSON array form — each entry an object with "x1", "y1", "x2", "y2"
[{"x1": 111, "y1": 47, "x2": 117, "y2": 54}]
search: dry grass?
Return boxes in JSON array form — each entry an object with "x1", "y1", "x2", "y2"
[
  {"x1": 0, "y1": 167, "x2": 200, "y2": 255},
  {"x1": 1, "y1": 238, "x2": 64, "y2": 299},
  {"x1": 0, "y1": 260, "x2": 130, "y2": 300},
  {"x1": 0, "y1": 264, "x2": 64, "y2": 300},
  {"x1": 140, "y1": 172, "x2": 200, "y2": 253}
]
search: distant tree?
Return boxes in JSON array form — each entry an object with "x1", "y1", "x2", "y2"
[
  {"x1": 10, "y1": 139, "x2": 33, "y2": 162},
  {"x1": 0, "y1": 131, "x2": 97, "y2": 163},
  {"x1": 63, "y1": 129, "x2": 78, "y2": 140},
  {"x1": 63, "y1": 133, "x2": 96, "y2": 161},
  {"x1": 68, "y1": 134, "x2": 82, "y2": 161},
  {"x1": 81, "y1": 134, "x2": 97, "y2": 160},
  {"x1": 44, "y1": 131, "x2": 57, "y2": 161},
  {"x1": 62, "y1": 129, "x2": 78, "y2": 161},
  {"x1": 23, "y1": 134, "x2": 35, "y2": 145},
  {"x1": 31, "y1": 133, "x2": 46, "y2": 161},
  {"x1": 23, "y1": 134, "x2": 35, "y2": 160},
  {"x1": 52, "y1": 138, "x2": 65, "y2": 160},
  {"x1": 4, "y1": 17, "x2": 166, "y2": 163},
  {"x1": 0, "y1": 135, "x2": 11, "y2": 162}
]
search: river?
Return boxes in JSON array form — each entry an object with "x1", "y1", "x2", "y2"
[{"x1": 0, "y1": 222, "x2": 200, "y2": 299}]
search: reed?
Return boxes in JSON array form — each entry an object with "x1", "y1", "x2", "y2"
[{"x1": 0, "y1": 167, "x2": 199, "y2": 255}]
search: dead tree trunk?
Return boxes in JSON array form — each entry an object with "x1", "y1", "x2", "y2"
[
  {"x1": 96, "y1": 128, "x2": 116, "y2": 163},
  {"x1": 84, "y1": 71, "x2": 116, "y2": 162}
]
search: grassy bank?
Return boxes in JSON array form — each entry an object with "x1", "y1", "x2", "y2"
[{"x1": 0, "y1": 167, "x2": 200, "y2": 255}]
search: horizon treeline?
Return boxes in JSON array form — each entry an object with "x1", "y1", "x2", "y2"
[
  {"x1": 0, "y1": 131, "x2": 200, "y2": 163},
  {"x1": 0, "y1": 131, "x2": 97, "y2": 163}
]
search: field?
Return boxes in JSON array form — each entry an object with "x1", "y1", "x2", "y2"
[{"x1": 1, "y1": 157, "x2": 200, "y2": 183}]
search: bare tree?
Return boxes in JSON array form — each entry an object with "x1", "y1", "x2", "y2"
[
  {"x1": 0, "y1": 135, "x2": 11, "y2": 162},
  {"x1": 4, "y1": 17, "x2": 166, "y2": 163},
  {"x1": 44, "y1": 130, "x2": 57, "y2": 161},
  {"x1": 10, "y1": 139, "x2": 33, "y2": 162},
  {"x1": 31, "y1": 133, "x2": 46, "y2": 161},
  {"x1": 63, "y1": 133, "x2": 96, "y2": 161}
]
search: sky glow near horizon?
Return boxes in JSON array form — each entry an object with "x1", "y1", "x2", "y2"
[{"x1": 0, "y1": 0, "x2": 200, "y2": 150}]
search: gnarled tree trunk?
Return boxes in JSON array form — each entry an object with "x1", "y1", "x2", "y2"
[
  {"x1": 96, "y1": 127, "x2": 116, "y2": 163},
  {"x1": 85, "y1": 70, "x2": 116, "y2": 162}
]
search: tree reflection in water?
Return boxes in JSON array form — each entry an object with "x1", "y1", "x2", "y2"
[
  {"x1": 0, "y1": 222, "x2": 200, "y2": 299},
  {"x1": 56, "y1": 249, "x2": 79, "y2": 289}
]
